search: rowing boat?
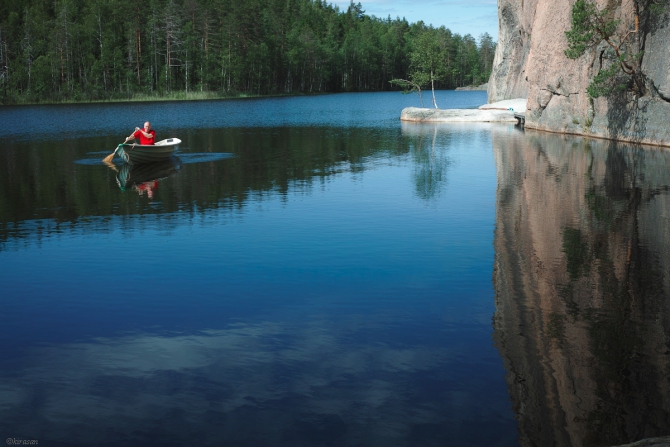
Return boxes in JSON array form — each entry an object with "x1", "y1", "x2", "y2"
[{"x1": 114, "y1": 138, "x2": 181, "y2": 164}]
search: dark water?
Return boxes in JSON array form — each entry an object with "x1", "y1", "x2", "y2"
[{"x1": 0, "y1": 91, "x2": 669, "y2": 447}]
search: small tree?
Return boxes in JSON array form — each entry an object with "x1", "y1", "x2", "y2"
[
  {"x1": 389, "y1": 77, "x2": 425, "y2": 107},
  {"x1": 390, "y1": 27, "x2": 446, "y2": 108},
  {"x1": 408, "y1": 30, "x2": 446, "y2": 108}
]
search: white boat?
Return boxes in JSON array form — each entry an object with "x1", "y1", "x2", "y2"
[{"x1": 114, "y1": 138, "x2": 181, "y2": 164}]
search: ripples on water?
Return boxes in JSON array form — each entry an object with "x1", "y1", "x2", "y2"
[{"x1": 1, "y1": 91, "x2": 670, "y2": 446}]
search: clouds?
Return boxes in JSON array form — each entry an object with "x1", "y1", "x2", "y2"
[{"x1": 0, "y1": 315, "x2": 512, "y2": 446}]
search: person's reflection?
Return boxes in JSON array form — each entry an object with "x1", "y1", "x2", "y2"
[
  {"x1": 134, "y1": 180, "x2": 159, "y2": 198},
  {"x1": 114, "y1": 157, "x2": 180, "y2": 196}
]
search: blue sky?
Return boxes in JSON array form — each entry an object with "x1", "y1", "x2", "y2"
[{"x1": 330, "y1": 0, "x2": 499, "y2": 41}]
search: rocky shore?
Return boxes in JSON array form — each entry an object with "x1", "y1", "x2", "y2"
[
  {"x1": 455, "y1": 83, "x2": 489, "y2": 91},
  {"x1": 488, "y1": 0, "x2": 670, "y2": 147},
  {"x1": 400, "y1": 98, "x2": 526, "y2": 123}
]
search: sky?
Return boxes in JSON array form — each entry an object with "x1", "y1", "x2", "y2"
[{"x1": 330, "y1": 0, "x2": 499, "y2": 41}]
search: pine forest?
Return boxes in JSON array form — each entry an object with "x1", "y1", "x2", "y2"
[{"x1": 0, "y1": 0, "x2": 496, "y2": 104}]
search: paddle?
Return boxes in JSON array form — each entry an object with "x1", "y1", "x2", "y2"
[{"x1": 102, "y1": 132, "x2": 135, "y2": 164}]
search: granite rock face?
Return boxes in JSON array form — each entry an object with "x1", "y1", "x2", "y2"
[
  {"x1": 489, "y1": 0, "x2": 670, "y2": 147},
  {"x1": 487, "y1": 0, "x2": 537, "y2": 102}
]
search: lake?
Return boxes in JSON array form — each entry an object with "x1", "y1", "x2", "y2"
[{"x1": 1, "y1": 91, "x2": 670, "y2": 447}]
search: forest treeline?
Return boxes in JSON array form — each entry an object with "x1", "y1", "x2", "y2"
[{"x1": 0, "y1": 0, "x2": 496, "y2": 104}]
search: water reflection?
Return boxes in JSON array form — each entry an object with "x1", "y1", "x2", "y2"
[
  {"x1": 401, "y1": 123, "x2": 454, "y2": 200},
  {"x1": 492, "y1": 130, "x2": 670, "y2": 447},
  {"x1": 0, "y1": 115, "x2": 517, "y2": 445},
  {"x1": 0, "y1": 316, "x2": 514, "y2": 447},
  {"x1": 0, "y1": 127, "x2": 412, "y2": 250},
  {"x1": 115, "y1": 157, "x2": 182, "y2": 196}
]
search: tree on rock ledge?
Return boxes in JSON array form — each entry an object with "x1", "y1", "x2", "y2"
[
  {"x1": 564, "y1": 0, "x2": 668, "y2": 99},
  {"x1": 389, "y1": 26, "x2": 445, "y2": 108},
  {"x1": 409, "y1": 32, "x2": 446, "y2": 109}
]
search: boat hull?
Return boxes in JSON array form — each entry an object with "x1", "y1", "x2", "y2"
[{"x1": 117, "y1": 138, "x2": 181, "y2": 164}]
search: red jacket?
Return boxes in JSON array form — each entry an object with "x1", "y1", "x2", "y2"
[{"x1": 133, "y1": 129, "x2": 156, "y2": 145}]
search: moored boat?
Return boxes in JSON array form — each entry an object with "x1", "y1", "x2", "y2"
[{"x1": 114, "y1": 138, "x2": 181, "y2": 164}]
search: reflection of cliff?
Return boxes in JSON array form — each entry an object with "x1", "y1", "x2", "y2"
[{"x1": 493, "y1": 130, "x2": 670, "y2": 447}]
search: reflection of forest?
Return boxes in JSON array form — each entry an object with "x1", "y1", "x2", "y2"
[
  {"x1": 0, "y1": 128, "x2": 411, "y2": 247},
  {"x1": 400, "y1": 122, "x2": 455, "y2": 200},
  {"x1": 492, "y1": 131, "x2": 670, "y2": 447},
  {"x1": 400, "y1": 122, "x2": 499, "y2": 200}
]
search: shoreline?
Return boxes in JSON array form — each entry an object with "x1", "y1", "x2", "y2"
[
  {"x1": 0, "y1": 89, "x2": 487, "y2": 107},
  {"x1": 0, "y1": 91, "x2": 320, "y2": 107},
  {"x1": 400, "y1": 98, "x2": 527, "y2": 123}
]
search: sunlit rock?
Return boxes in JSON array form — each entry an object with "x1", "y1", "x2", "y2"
[
  {"x1": 400, "y1": 107, "x2": 517, "y2": 123},
  {"x1": 489, "y1": 0, "x2": 670, "y2": 147}
]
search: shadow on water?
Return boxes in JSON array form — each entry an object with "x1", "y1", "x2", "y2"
[{"x1": 492, "y1": 129, "x2": 670, "y2": 447}]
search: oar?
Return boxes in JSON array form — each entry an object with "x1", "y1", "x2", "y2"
[
  {"x1": 101, "y1": 146, "x2": 119, "y2": 164},
  {"x1": 102, "y1": 133, "x2": 133, "y2": 164}
]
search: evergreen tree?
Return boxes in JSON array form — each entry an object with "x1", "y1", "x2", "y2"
[
  {"x1": 564, "y1": 0, "x2": 668, "y2": 98},
  {"x1": 0, "y1": 0, "x2": 497, "y2": 104}
]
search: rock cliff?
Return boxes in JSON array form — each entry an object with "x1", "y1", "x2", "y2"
[{"x1": 488, "y1": 0, "x2": 670, "y2": 147}]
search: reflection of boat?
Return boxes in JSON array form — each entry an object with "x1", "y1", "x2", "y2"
[
  {"x1": 116, "y1": 157, "x2": 181, "y2": 196},
  {"x1": 116, "y1": 138, "x2": 181, "y2": 164}
]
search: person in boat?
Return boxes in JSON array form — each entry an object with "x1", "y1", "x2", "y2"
[{"x1": 125, "y1": 121, "x2": 155, "y2": 145}]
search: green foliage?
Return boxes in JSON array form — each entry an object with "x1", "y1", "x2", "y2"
[
  {"x1": 0, "y1": 0, "x2": 497, "y2": 104},
  {"x1": 586, "y1": 60, "x2": 627, "y2": 98},
  {"x1": 409, "y1": 30, "x2": 446, "y2": 79},
  {"x1": 649, "y1": 0, "x2": 670, "y2": 15},
  {"x1": 390, "y1": 28, "x2": 494, "y2": 108},
  {"x1": 564, "y1": 0, "x2": 618, "y2": 60},
  {"x1": 564, "y1": 0, "x2": 646, "y2": 99},
  {"x1": 388, "y1": 78, "x2": 424, "y2": 106},
  {"x1": 407, "y1": 28, "x2": 447, "y2": 107}
]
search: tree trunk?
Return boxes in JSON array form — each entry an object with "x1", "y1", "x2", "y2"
[
  {"x1": 137, "y1": 30, "x2": 142, "y2": 87},
  {"x1": 431, "y1": 69, "x2": 438, "y2": 108},
  {"x1": 97, "y1": 13, "x2": 107, "y2": 91}
]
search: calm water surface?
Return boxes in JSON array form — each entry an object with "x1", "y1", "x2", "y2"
[{"x1": 1, "y1": 91, "x2": 670, "y2": 447}]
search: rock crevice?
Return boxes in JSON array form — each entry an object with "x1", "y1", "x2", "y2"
[
  {"x1": 540, "y1": 88, "x2": 579, "y2": 98},
  {"x1": 649, "y1": 80, "x2": 670, "y2": 103}
]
